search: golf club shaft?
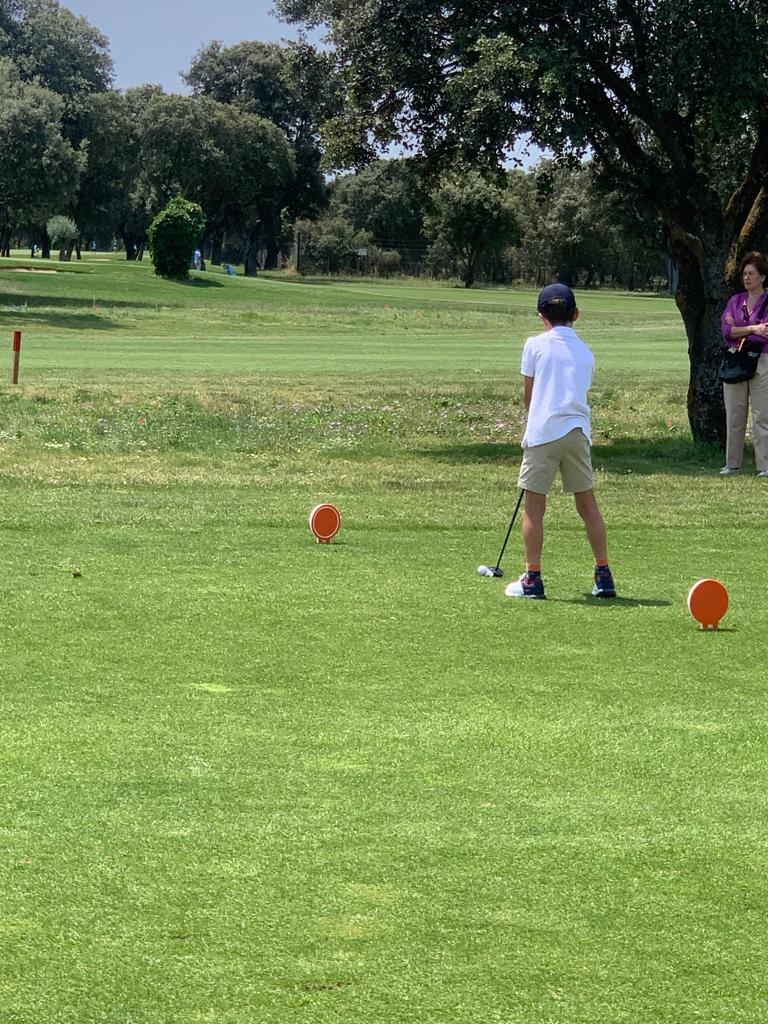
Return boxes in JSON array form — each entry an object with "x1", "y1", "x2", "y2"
[{"x1": 493, "y1": 488, "x2": 525, "y2": 572}]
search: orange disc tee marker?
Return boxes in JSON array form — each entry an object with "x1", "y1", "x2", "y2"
[
  {"x1": 309, "y1": 503, "x2": 341, "y2": 544},
  {"x1": 687, "y1": 578, "x2": 729, "y2": 630}
]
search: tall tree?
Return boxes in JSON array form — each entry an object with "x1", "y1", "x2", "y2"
[
  {"x1": 111, "y1": 85, "x2": 168, "y2": 260},
  {"x1": 0, "y1": 57, "x2": 81, "y2": 255},
  {"x1": 0, "y1": 0, "x2": 112, "y2": 101},
  {"x1": 70, "y1": 90, "x2": 132, "y2": 255},
  {"x1": 0, "y1": 0, "x2": 113, "y2": 255},
  {"x1": 424, "y1": 169, "x2": 519, "y2": 287},
  {"x1": 134, "y1": 91, "x2": 295, "y2": 275},
  {"x1": 277, "y1": 0, "x2": 768, "y2": 444},
  {"x1": 184, "y1": 39, "x2": 333, "y2": 263},
  {"x1": 509, "y1": 162, "x2": 664, "y2": 290},
  {"x1": 0, "y1": 0, "x2": 112, "y2": 97},
  {"x1": 332, "y1": 159, "x2": 428, "y2": 267}
]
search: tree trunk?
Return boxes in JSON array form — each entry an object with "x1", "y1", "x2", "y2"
[
  {"x1": 243, "y1": 247, "x2": 259, "y2": 277},
  {"x1": 121, "y1": 232, "x2": 146, "y2": 260},
  {"x1": 260, "y1": 211, "x2": 282, "y2": 270},
  {"x1": 41, "y1": 228, "x2": 51, "y2": 260},
  {"x1": 293, "y1": 232, "x2": 301, "y2": 274},
  {"x1": 243, "y1": 229, "x2": 261, "y2": 277},
  {"x1": 265, "y1": 237, "x2": 280, "y2": 270},
  {"x1": 122, "y1": 232, "x2": 137, "y2": 260},
  {"x1": 460, "y1": 256, "x2": 475, "y2": 287},
  {"x1": 671, "y1": 233, "x2": 728, "y2": 446},
  {"x1": 210, "y1": 236, "x2": 223, "y2": 266}
]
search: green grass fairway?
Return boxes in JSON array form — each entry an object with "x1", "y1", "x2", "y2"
[{"x1": 1, "y1": 257, "x2": 766, "y2": 1024}]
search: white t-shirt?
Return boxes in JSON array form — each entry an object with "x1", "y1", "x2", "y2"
[{"x1": 520, "y1": 325, "x2": 594, "y2": 448}]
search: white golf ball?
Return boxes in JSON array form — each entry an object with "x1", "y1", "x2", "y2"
[{"x1": 477, "y1": 565, "x2": 489, "y2": 576}]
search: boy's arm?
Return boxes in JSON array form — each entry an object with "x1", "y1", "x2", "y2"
[{"x1": 523, "y1": 375, "x2": 534, "y2": 412}]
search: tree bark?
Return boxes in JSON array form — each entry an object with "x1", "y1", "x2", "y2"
[
  {"x1": 243, "y1": 226, "x2": 262, "y2": 277},
  {"x1": 460, "y1": 255, "x2": 475, "y2": 287},
  {"x1": 243, "y1": 243, "x2": 260, "y2": 276},
  {"x1": 265, "y1": 237, "x2": 280, "y2": 270},
  {"x1": 41, "y1": 228, "x2": 51, "y2": 260},
  {"x1": 671, "y1": 231, "x2": 728, "y2": 445},
  {"x1": 260, "y1": 210, "x2": 282, "y2": 270},
  {"x1": 121, "y1": 233, "x2": 146, "y2": 260},
  {"x1": 122, "y1": 232, "x2": 137, "y2": 260}
]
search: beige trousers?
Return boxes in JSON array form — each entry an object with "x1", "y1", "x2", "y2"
[{"x1": 724, "y1": 352, "x2": 768, "y2": 471}]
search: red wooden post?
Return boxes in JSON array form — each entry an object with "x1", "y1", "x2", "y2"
[{"x1": 11, "y1": 331, "x2": 21, "y2": 384}]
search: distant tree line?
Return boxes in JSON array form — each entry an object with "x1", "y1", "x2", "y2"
[
  {"x1": 0, "y1": 0, "x2": 334, "y2": 274},
  {"x1": 0, "y1": 0, "x2": 669, "y2": 289},
  {"x1": 298, "y1": 158, "x2": 670, "y2": 291}
]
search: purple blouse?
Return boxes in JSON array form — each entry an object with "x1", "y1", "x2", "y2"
[{"x1": 721, "y1": 291, "x2": 768, "y2": 352}]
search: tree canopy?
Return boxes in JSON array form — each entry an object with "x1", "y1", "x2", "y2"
[
  {"x1": 277, "y1": 0, "x2": 768, "y2": 443},
  {"x1": 134, "y1": 91, "x2": 296, "y2": 274},
  {"x1": 332, "y1": 159, "x2": 427, "y2": 262},
  {"x1": 0, "y1": 56, "x2": 81, "y2": 252},
  {"x1": 184, "y1": 38, "x2": 333, "y2": 264},
  {"x1": 424, "y1": 169, "x2": 519, "y2": 287},
  {"x1": 0, "y1": 0, "x2": 113, "y2": 100}
]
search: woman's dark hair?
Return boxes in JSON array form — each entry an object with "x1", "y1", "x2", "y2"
[{"x1": 739, "y1": 251, "x2": 768, "y2": 281}]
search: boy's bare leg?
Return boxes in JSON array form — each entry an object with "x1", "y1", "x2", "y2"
[
  {"x1": 522, "y1": 490, "x2": 547, "y2": 566},
  {"x1": 574, "y1": 489, "x2": 608, "y2": 564}
]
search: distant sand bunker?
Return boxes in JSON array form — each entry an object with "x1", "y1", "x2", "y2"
[{"x1": 12, "y1": 268, "x2": 58, "y2": 274}]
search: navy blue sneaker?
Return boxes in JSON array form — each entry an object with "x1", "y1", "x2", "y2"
[
  {"x1": 505, "y1": 572, "x2": 546, "y2": 599},
  {"x1": 592, "y1": 565, "x2": 616, "y2": 598}
]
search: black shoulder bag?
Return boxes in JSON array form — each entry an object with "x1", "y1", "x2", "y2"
[{"x1": 718, "y1": 293, "x2": 768, "y2": 384}]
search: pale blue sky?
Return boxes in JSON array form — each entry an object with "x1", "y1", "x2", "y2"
[{"x1": 65, "y1": 0, "x2": 305, "y2": 92}]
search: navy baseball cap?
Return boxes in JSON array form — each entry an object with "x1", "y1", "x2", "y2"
[{"x1": 537, "y1": 283, "x2": 577, "y2": 318}]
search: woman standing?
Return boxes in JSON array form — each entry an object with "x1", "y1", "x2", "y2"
[{"x1": 720, "y1": 252, "x2": 768, "y2": 475}]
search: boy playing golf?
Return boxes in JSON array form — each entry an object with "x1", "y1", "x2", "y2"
[{"x1": 505, "y1": 283, "x2": 616, "y2": 600}]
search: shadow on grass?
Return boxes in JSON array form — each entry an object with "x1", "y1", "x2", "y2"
[
  {"x1": 180, "y1": 276, "x2": 226, "y2": 290},
  {"x1": 420, "y1": 437, "x2": 722, "y2": 476},
  {"x1": 0, "y1": 309, "x2": 120, "y2": 331},
  {"x1": 268, "y1": 275, "x2": 360, "y2": 288},
  {"x1": 1, "y1": 294, "x2": 157, "y2": 311},
  {"x1": 554, "y1": 595, "x2": 673, "y2": 608}
]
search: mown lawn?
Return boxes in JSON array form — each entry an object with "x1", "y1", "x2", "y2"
[{"x1": 0, "y1": 256, "x2": 765, "y2": 1024}]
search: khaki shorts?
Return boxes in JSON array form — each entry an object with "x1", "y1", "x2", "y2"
[{"x1": 518, "y1": 427, "x2": 594, "y2": 494}]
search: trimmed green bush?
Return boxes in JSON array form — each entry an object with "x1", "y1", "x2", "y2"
[{"x1": 147, "y1": 197, "x2": 205, "y2": 280}]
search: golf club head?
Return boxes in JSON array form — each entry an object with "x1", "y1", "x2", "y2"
[{"x1": 477, "y1": 565, "x2": 504, "y2": 578}]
